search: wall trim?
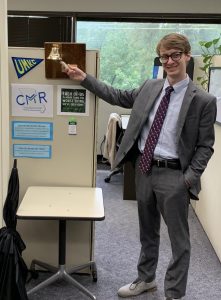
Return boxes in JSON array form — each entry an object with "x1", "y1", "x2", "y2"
[{"x1": 8, "y1": 11, "x2": 221, "y2": 23}]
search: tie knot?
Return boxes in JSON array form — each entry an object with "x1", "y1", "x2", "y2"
[{"x1": 165, "y1": 85, "x2": 174, "y2": 95}]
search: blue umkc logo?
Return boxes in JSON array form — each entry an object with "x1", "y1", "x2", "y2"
[{"x1": 12, "y1": 57, "x2": 43, "y2": 78}]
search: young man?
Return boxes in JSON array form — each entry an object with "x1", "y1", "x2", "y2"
[{"x1": 65, "y1": 33, "x2": 216, "y2": 300}]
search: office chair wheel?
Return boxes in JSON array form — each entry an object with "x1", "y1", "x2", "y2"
[{"x1": 104, "y1": 177, "x2": 110, "y2": 183}]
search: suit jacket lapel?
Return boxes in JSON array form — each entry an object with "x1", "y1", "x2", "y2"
[
  {"x1": 176, "y1": 80, "x2": 196, "y2": 141},
  {"x1": 122, "y1": 79, "x2": 164, "y2": 147},
  {"x1": 141, "y1": 80, "x2": 164, "y2": 125}
]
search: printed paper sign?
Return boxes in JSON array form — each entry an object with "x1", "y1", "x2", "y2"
[
  {"x1": 152, "y1": 65, "x2": 164, "y2": 79},
  {"x1": 11, "y1": 84, "x2": 53, "y2": 117},
  {"x1": 12, "y1": 57, "x2": 43, "y2": 79},
  {"x1": 208, "y1": 67, "x2": 221, "y2": 123},
  {"x1": 12, "y1": 121, "x2": 53, "y2": 140},
  {"x1": 57, "y1": 85, "x2": 89, "y2": 116},
  {"x1": 13, "y1": 144, "x2": 51, "y2": 159}
]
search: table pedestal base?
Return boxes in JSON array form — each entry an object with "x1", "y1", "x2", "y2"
[
  {"x1": 28, "y1": 262, "x2": 96, "y2": 299},
  {"x1": 27, "y1": 220, "x2": 97, "y2": 299}
]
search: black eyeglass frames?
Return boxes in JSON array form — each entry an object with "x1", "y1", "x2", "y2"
[{"x1": 159, "y1": 52, "x2": 183, "y2": 64}]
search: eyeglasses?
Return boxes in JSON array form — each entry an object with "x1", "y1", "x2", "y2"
[{"x1": 159, "y1": 52, "x2": 183, "y2": 64}]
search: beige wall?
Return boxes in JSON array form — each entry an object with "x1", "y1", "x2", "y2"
[
  {"x1": 193, "y1": 55, "x2": 221, "y2": 261},
  {"x1": 196, "y1": 125, "x2": 221, "y2": 261},
  {"x1": 7, "y1": 0, "x2": 221, "y2": 14},
  {"x1": 0, "y1": 0, "x2": 9, "y2": 227}
]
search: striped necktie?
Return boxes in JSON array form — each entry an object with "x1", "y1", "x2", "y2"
[{"x1": 139, "y1": 85, "x2": 174, "y2": 174}]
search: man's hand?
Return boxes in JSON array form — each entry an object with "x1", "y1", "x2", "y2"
[{"x1": 63, "y1": 64, "x2": 86, "y2": 82}]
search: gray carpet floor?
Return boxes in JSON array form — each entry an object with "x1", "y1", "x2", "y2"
[{"x1": 27, "y1": 170, "x2": 221, "y2": 300}]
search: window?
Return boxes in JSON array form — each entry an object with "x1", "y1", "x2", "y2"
[
  {"x1": 77, "y1": 21, "x2": 221, "y2": 89},
  {"x1": 7, "y1": 12, "x2": 221, "y2": 89},
  {"x1": 8, "y1": 15, "x2": 71, "y2": 47}
]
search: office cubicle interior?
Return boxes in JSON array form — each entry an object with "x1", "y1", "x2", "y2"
[{"x1": 6, "y1": 9, "x2": 221, "y2": 265}]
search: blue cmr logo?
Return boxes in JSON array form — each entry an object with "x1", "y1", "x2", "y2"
[{"x1": 12, "y1": 57, "x2": 44, "y2": 78}]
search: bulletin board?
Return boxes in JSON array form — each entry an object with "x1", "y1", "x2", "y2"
[{"x1": 9, "y1": 47, "x2": 99, "y2": 268}]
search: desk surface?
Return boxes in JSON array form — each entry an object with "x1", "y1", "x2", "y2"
[{"x1": 17, "y1": 186, "x2": 104, "y2": 221}]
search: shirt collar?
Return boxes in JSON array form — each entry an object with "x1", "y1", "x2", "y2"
[{"x1": 164, "y1": 75, "x2": 189, "y2": 93}]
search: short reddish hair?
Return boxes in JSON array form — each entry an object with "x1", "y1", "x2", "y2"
[{"x1": 156, "y1": 33, "x2": 191, "y2": 55}]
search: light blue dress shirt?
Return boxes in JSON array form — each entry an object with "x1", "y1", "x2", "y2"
[{"x1": 138, "y1": 75, "x2": 189, "y2": 159}]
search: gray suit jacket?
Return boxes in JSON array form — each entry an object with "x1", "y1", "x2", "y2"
[{"x1": 82, "y1": 74, "x2": 217, "y2": 200}]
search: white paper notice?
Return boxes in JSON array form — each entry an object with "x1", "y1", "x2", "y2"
[
  {"x1": 11, "y1": 84, "x2": 53, "y2": 117},
  {"x1": 208, "y1": 68, "x2": 221, "y2": 124}
]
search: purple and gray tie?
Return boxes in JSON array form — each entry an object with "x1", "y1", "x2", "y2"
[{"x1": 139, "y1": 85, "x2": 174, "y2": 174}]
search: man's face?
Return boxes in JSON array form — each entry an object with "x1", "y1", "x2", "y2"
[{"x1": 159, "y1": 47, "x2": 191, "y2": 83}]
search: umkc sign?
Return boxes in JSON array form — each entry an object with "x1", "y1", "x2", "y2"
[{"x1": 12, "y1": 57, "x2": 43, "y2": 78}]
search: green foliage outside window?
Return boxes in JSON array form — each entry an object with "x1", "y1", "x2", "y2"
[
  {"x1": 197, "y1": 36, "x2": 221, "y2": 90},
  {"x1": 77, "y1": 22, "x2": 221, "y2": 90}
]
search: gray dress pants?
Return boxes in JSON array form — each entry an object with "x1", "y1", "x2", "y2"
[{"x1": 135, "y1": 157, "x2": 190, "y2": 299}]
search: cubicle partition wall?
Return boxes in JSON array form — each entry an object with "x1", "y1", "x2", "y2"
[
  {"x1": 8, "y1": 47, "x2": 99, "y2": 268},
  {"x1": 192, "y1": 55, "x2": 221, "y2": 262}
]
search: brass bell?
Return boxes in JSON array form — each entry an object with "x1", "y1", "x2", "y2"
[{"x1": 47, "y1": 44, "x2": 62, "y2": 61}]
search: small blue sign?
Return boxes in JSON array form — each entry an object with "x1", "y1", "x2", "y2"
[
  {"x1": 12, "y1": 121, "x2": 53, "y2": 140},
  {"x1": 13, "y1": 144, "x2": 51, "y2": 159}
]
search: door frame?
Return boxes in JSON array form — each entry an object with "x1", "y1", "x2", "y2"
[{"x1": 0, "y1": 0, "x2": 10, "y2": 226}]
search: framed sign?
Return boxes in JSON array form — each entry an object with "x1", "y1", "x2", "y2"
[
  {"x1": 208, "y1": 67, "x2": 221, "y2": 124},
  {"x1": 57, "y1": 85, "x2": 89, "y2": 116}
]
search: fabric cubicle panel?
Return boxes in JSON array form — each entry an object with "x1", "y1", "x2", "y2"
[{"x1": 8, "y1": 47, "x2": 98, "y2": 268}]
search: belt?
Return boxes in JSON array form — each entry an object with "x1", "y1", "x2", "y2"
[{"x1": 152, "y1": 159, "x2": 181, "y2": 170}]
